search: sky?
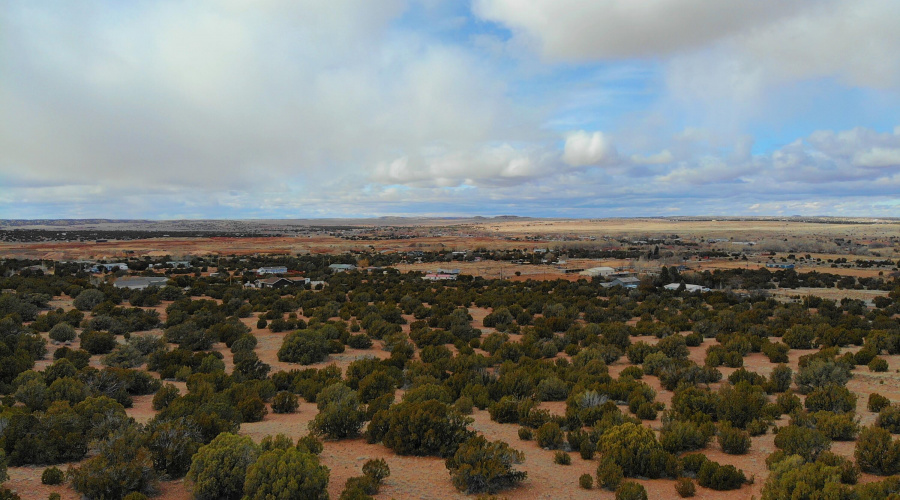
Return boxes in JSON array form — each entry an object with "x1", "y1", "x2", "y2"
[{"x1": 2, "y1": 0, "x2": 900, "y2": 219}]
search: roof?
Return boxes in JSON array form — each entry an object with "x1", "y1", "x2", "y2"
[
  {"x1": 114, "y1": 276, "x2": 168, "y2": 289},
  {"x1": 580, "y1": 266, "x2": 615, "y2": 276}
]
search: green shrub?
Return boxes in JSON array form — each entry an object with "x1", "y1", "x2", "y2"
[
  {"x1": 763, "y1": 454, "x2": 853, "y2": 500},
  {"x1": 804, "y1": 384, "x2": 856, "y2": 413},
  {"x1": 597, "y1": 459, "x2": 624, "y2": 491},
  {"x1": 774, "y1": 425, "x2": 831, "y2": 462},
  {"x1": 794, "y1": 360, "x2": 851, "y2": 394},
  {"x1": 675, "y1": 477, "x2": 696, "y2": 497},
  {"x1": 553, "y1": 451, "x2": 571, "y2": 465},
  {"x1": 809, "y1": 411, "x2": 859, "y2": 440},
  {"x1": 297, "y1": 435, "x2": 323, "y2": 455},
  {"x1": 620, "y1": 366, "x2": 643, "y2": 379},
  {"x1": 380, "y1": 400, "x2": 473, "y2": 457},
  {"x1": 517, "y1": 427, "x2": 532, "y2": 440},
  {"x1": 41, "y1": 466, "x2": 64, "y2": 485},
  {"x1": 309, "y1": 383, "x2": 365, "y2": 439},
  {"x1": 717, "y1": 381, "x2": 767, "y2": 429},
  {"x1": 869, "y1": 393, "x2": 891, "y2": 413},
  {"x1": 766, "y1": 364, "x2": 793, "y2": 393},
  {"x1": 718, "y1": 423, "x2": 751, "y2": 454},
  {"x1": 856, "y1": 426, "x2": 900, "y2": 475},
  {"x1": 272, "y1": 391, "x2": 299, "y2": 414},
  {"x1": 445, "y1": 435, "x2": 526, "y2": 494},
  {"x1": 697, "y1": 460, "x2": 746, "y2": 490},
  {"x1": 277, "y1": 329, "x2": 329, "y2": 364},
  {"x1": 362, "y1": 458, "x2": 390, "y2": 485},
  {"x1": 775, "y1": 390, "x2": 802, "y2": 415},
  {"x1": 79, "y1": 329, "x2": 116, "y2": 354},
  {"x1": 869, "y1": 357, "x2": 889, "y2": 372},
  {"x1": 660, "y1": 419, "x2": 713, "y2": 454},
  {"x1": 48, "y1": 494, "x2": 61, "y2": 500},
  {"x1": 535, "y1": 422, "x2": 564, "y2": 450},
  {"x1": 615, "y1": 481, "x2": 648, "y2": 500},
  {"x1": 597, "y1": 423, "x2": 675, "y2": 479},
  {"x1": 635, "y1": 402, "x2": 658, "y2": 420},
  {"x1": 48, "y1": 322, "x2": 76, "y2": 342},
  {"x1": 187, "y1": 433, "x2": 260, "y2": 500},
  {"x1": 763, "y1": 342, "x2": 789, "y2": 363},
  {"x1": 579, "y1": 473, "x2": 593, "y2": 489},
  {"x1": 71, "y1": 426, "x2": 158, "y2": 500},
  {"x1": 579, "y1": 440, "x2": 596, "y2": 460},
  {"x1": 243, "y1": 448, "x2": 330, "y2": 500}
]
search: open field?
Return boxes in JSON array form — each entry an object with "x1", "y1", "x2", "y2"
[{"x1": 1, "y1": 217, "x2": 899, "y2": 499}]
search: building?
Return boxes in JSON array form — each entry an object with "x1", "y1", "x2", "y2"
[
  {"x1": 663, "y1": 283, "x2": 710, "y2": 293},
  {"x1": 435, "y1": 268, "x2": 461, "y2": 275},
  {"x1": 150, "y1": 261, "x2": 192, "y2": 269},
  {"x1": 257, "y1": 266, "x2": 288, "y2": 275},
  {"x1": 91, "y1": 263, "x2": 129, "y2": 273},
  {"x1": 329, "y1": 264, "x2": 357, "y2": 272},
  {"x1": 580, "y1": 266, "x2": 616, "y2": 277},
  {"x1": 253, "y1": 277, "x2": 308, "y2": 289},
  {"x1": 423, "y1": 273, "x2": 458, "y2": 281},
  {"x1": 766, "y1": 263, "x2": 795, "y2": 269},
  {"x1": 600, "y1": 276, "x2": 641, "y2": 289},
  {"x1": 114, "y1": 276, "x2": 169, "y2": 290}
]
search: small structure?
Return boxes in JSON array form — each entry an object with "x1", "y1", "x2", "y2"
[
  {"x1": 114, "y1": 276, "x2": 169, "y2": 290},
  {"x1": 257, "y1": 266, "x2": 288, "y2": 275},
  {"x1": 253, "y1": 277, "x2": 308, "y2": 289},
  {"x1": 663, "y1": 283, "x2": 710, "y2": 293},
  {"x1": 580, "y1": 266, "x2": 616, "y2": 277},
  {"x1": 766, "y1": 263, "x2": 795, "y2": 269},
  {"x1": 600, "y1": 276, "x2": 641, "y2": 289},
  {"x1": 424, "y1": 273, "x2": 458, "y2": 281},
  {"x1": 91, "y1": 263, "x2": 129, "y2": 273},
  {"x1": 329, "y1": 264, "x2": 357, "y2": 273},
  {"x1": 435, "y1": 268, "x2": 461, "y2": 275}
]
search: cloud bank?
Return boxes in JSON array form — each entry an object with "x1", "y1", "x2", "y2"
[{"x1": 1, "y1": 0, "x2": 898, "y2": 218}]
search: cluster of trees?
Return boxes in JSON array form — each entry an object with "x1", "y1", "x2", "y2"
[{"x1": 0, "y1": 252, "x2": 898, "y2": 498}]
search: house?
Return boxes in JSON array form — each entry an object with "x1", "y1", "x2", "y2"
[
  {"x1": 91, "y1": 263, "x2": 129, "y2": 273},
  {"x1": 257, "y1": 266, "x2": 288, "y2": 275},
  {"x1": 114, "y1": 276, "x2": 169, "y2": 290},
  {"x1": 424, "y1": 273, "x2": 458, "y2": 281},
  {"x1": 580, "y1": 266, "x2": 616, "y2": 277},
  {"x1": 253, "y1": 277, "x2": 308, "y2": 289},
  {"x1": 150, "y1": 261, "x2": 192, "y2": 269},
  {"x1": 435, "y1": 268, "x2": 461, "y2": 275},
  {"x1": 663, "y1": 283, "x2": 710, "y2": 293},
  {"x1": 600, "y1": 277, "x2": 641, "y2": 289},
  {"x1": 329, "y1": 264, "x2": 357, "y2": 272}
]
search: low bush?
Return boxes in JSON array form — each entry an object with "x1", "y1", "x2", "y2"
[
  {"x1": 615, "y1": 481, "x2": 648, "y2": 500},
  {"x1": 517, "y1": 427, "x2": 532, "y2": 441},
  {"x1": 579, "y1": 473, "x2": 593, "y2": 489},
  {"x1": 855, "y1": 426, "x2": 900, "y2": 475},
  {"x1": 597, "y1": 459, "x2": 623, "y2": 491},
  {"x1": 675, "y1": 477, "x2": 696, "y2": 497},
  {"x1": 697, "y1": 460, "x2": 746, "y2": 490},
  {"x1": 270, "y1": 390, "x2": 299, "y2": 414},
  {"x1": 718, "y1": 423, "x2": 751, "y2": 455},
  {"x1": 869, "y1": 357, "x2": 889, "y2": 372},
  {"x1": 553, "y1": 451, "x2": 571, "y2": 465},
  {"x1": 535, "y1": 422, "x2": 564, "y2": 450},
  {"x1": 445, "y1": 436, "x2": 526, "y2": 494},
  {"x1": 869, "y1": 393, "x2": 891, "y2": 413},
  {"x1": 41, "y1": 466, "x2": 64, "y2": 485}
]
